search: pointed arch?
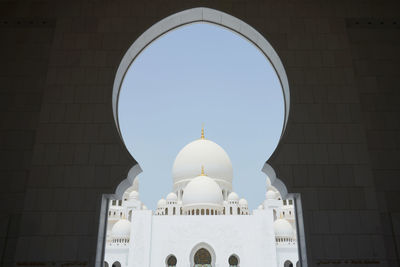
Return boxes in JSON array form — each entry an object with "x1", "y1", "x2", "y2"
[{"x1": 189, "y1": 242, "x2": 216, "y2": 267}]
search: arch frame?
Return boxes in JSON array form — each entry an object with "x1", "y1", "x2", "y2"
[
  {"x1": 96, "y1": 7, "x2": 306, "y2": 267},
  {"x1": 189, "y1": 242, "x2": 216, "y2": 267}
]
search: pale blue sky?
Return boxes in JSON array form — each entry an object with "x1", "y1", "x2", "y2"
[{"x1": 118, "y1": 23, "x2": 284, "y2": 210}]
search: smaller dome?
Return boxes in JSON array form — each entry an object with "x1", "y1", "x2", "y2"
[
  {"x1": 257, "y1": 204, "x2": 263, "y2": 210},
  {"x1": 166, "y1": 192, "x2": 178, "y2": 201},
  {"x1": 157, "y1": 198, "x2": 166, "y2": 207},
  {"x1": 182, "y1": 176, "x2": 223, "y2": 206},
  {"x1": 239, "y1": 198, "x2": 248, "y2": 206},
  {"x1": 111, "y1": 219, "x2": 131, "y2": 237},
  {"x1": 142, "y1": 205, "x2": 148, "y2": 210},
  {"x1": 129, "y1": 190, "x2": 139, "y2": 200},
  {"x1": 266, "y1": 190, "x2": 276, "y2": 200},
  {"x1": 273, "y1": 219, "x2": 293, "y2": 238},
  {"x1": 228, "y1": 192, "x2": 239, "y2": 201}
]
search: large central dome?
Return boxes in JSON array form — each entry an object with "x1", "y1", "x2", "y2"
[{"x1": 172, "y1": 136, "x2": 233, "y2": 191}]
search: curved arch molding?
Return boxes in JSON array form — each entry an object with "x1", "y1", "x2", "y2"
[{"x1": 111, "y1": 7, "x2": 290, "y2": 147}]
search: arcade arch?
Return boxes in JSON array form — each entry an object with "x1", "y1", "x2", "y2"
[
  {"x1": 97, "y1": 7, "x2": 307, "y2": 267},
  {"x1": 190, "y1": 242, "x2": 216, "y2": 267}
]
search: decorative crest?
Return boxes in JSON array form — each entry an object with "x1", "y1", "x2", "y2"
[
  {"x1": 201, "y1": 124, "x2": 205, "y2": 139},
  {"x1": 201, "y1": 165, "x2": 205, "y2": 176}
]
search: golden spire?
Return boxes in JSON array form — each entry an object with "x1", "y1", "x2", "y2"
[
  {"x1": 201, "y1": 124, "x2": 205, "y2": 139},
  {"x1": 201, "y1": 165, "x2": 205, "y2": 176}
]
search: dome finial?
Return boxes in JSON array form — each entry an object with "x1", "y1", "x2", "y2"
[
  {"x1": 201, "y1": 165, "x2": 205, "y2": 176},
  {"x1": 201, "y1": 124, "x2": 205, "y2": 139}
]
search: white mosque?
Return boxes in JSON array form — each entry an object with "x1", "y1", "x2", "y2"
[{"x1": 104, "y1": 129, "x2": 299, "y2": 267}]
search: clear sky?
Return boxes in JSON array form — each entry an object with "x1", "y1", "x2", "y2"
[{"x1": 118, "y1": 23, "x2": 285, "y2": 210}]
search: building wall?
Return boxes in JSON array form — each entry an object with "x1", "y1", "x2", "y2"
[
  {"x1": 104, "y1": 246, "x2": 128, "y2": 267},
  {"x1": 276, "y1": 246, "x2": 299, "y2": 267},
  {"x1": 130, "y1": 210, "x2": 288, "y2": 267},
  {"x1": 0, "y1": 0, "x2": 398, "y2": 266}
]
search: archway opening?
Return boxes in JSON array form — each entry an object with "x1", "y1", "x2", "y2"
[
  {"x1": 194, "y1": 248, "x2": 212, "y2": 266},
  {"x1": 284, "y1": 260, "x2": 293, "y2": 267},
  {"x1": 98, "y1": 7, "x2": 307, "y2": 267},
  {"x1": 117, "y1": 22, "x2": 285, "y2": 210},
  {"x1": 228, "y1": 255, "x2": 239, "y2": 267},
  {"x1": 166, "y1": 255, "x2": 177, "y2": 267},
  {"x1": 112, "y1": 262, "x2": 121, "y2": 267}
]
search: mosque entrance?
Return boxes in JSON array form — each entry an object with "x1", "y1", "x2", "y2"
[{"x1": 194, "y1": 248, "x2": 212, "y2": 267}]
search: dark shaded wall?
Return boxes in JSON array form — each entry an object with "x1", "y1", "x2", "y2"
[
  {"x1": 347, "y1": 19, "x2": 400, "y2": 265},
  {"x1": 0, "y1": 16, "x2": 55, "y2": 265},
  {"x1": 0, "y1": 1, "x2": 398, "y2": 266}
]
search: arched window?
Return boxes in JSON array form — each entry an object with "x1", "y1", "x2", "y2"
[
  {"x1": 165, "y1": 208, "x2": 168, "y2": 215},
  {"x1": 237, "y1": 207, "x2": 240, "y2": 214},
  {"x1": 229, "y1": 255, "x2": 239, "y2": 267},
  {"x1": 211, "y1": 210, "x2": 214, "y2": 215},
  {"x1": 166, "y1": 255, "x2": 177, "y2": 267},
  {"x1": 112, "y1": 261, "x2": 121, "y2": 267},
  {"x1": 296, "y1": 261, "x2": 300, "y2": 267},
  {"x1": 201, "y1": 209, "x2": 205, "y2": 215},
  {"x1": 180, "y1": 207, "x2": 182, "y2": 215},
  {"x1": 173, "y1": 207, "x2": 176, "y2": 215},
  {"x1": 223, "y1": 207, "x2": 225, "y2": 215},
  {"x1": 206, "y1": 209, "x2": 209, "y2": 215},
  {"x1": 284, "y1": 260, "x2": 293, "y2": 267},
  {"x1": 196, "y1": 209, "x2": 199, "y2": 215},
  {"x1": 194, "y1": 248, "x2": 211, "y2": 266},
  {"x1": 230, "y1": 207, "x2": 232, "y2": 215},
  {"x1": 104, "y1": 262, "x2": 109, "y2": 267}
]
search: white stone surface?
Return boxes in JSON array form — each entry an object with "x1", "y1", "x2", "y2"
[{"x1": 131, "y1": 209, "x2": 281, "y2": 267}]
